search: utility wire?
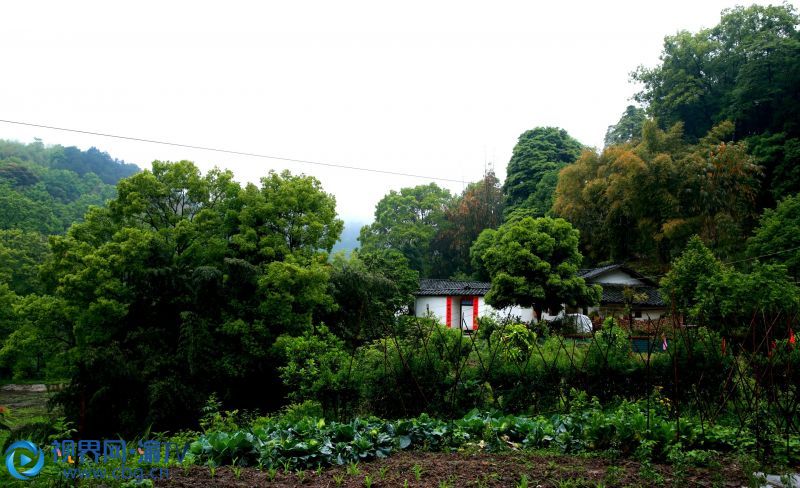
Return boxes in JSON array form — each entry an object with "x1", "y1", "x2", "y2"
[
  {"x1": 722, "y1": 245, "x2": 800, "y2": 266},
  {"x1": 3, "y1": 119, "x2": 798, "y2": 274},
  {"x1": 635, "y1": 244, "x2": 800, "y2": 282},
  {"x1": 0, "y1": 118, "x2": 466, "y2": 183}
]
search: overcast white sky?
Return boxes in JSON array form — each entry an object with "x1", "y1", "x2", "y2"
[{"x1": 0, "y1": 0, "x2": 784, "y2": 222}]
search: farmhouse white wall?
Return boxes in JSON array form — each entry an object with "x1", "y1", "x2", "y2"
[{"x1": 414, "y1": 296, "x2": 534, "y2": 327}]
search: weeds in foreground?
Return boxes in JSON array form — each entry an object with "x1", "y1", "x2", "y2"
[
  {"x1": 603, "y1": 466, "x2": 623, "y2": 485},
  {"x1": 347, "y1": 462, "x2": 361, "y2": 476},
  {"x1": 413, "y1": 463, "x2": 423, "y2": 481}
]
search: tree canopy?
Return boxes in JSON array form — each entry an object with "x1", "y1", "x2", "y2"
[
  {"x1": 477, "y1": 216, "x2": 601, "y2": 317},
  {"x1": 553, "y1": 121, "x2": 761, "y2": 265},
  {"x1": 503, "y1": 127, "x2": 583, "y2": 218},
  {"x1": 746, "y1": 192, "x2": 800, "y2": 279},
  {"x1": 430, "y1": 172, "x2": 505, "y2": 278},
  {"x1": 26, "y1": 162, "x2": 342, "y2": 435},
  {"x1": 632, "y1": 4, "x2": 800, "y2": 204},
  {"x1": 604, "y1": 106, "x2": 647, "y2": 146},
  {"x1": 358, "y1": 183, "x2": 452, "y2": 276}
]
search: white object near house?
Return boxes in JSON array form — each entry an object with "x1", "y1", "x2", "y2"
[{"x1": 414, "y1": 279, "x2": 534, "y2": 330}]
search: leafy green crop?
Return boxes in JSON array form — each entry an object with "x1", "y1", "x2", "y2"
[{"x1": 187, "y1": 398, "x2": 798, "y2": 470}]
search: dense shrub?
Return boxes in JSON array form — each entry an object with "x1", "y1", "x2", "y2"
[{"x1": 351, "y1": 320, "x2": 472, "y2": 418}]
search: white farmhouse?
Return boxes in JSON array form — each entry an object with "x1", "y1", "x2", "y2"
[{"x1": 413, "y1": 279, "x2": 534, "y2": 331}]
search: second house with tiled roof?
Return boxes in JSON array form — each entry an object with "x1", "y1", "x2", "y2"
[{"x1": 574, "y1": 264, "x2": 667, "y2": 320}]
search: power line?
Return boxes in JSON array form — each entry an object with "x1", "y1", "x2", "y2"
[
  {"x1": 636, "y1": 244, "x2": 800, "y2": 282},
  {"x1": 723, "y1": 244, "x2": 800, "y2": 265},
  {"x1": 0, "y1": 118, "x2": 466, "y2": 184}
]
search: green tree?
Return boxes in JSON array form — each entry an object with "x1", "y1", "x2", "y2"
[
  {"x1": 469, "y1": 228, "x2": 497, "y2": 281},
  {"x1": 359, "y1": 183, "x2": 452, "y2": 276},
  {"x1": 692, "y1": 263, "x2": 800, "y2": 335},
  {"x1": 503, "y1": 127, "x2": 583, "y2": 218},
  {"x1": 660, "y1": 236, "x2": 724, "y2": 316},
  {"x1": 632, "y1": 4, "x2": 800, "y2": 204},
  {"x1": 604, "y1": 105, "x2": 647, "y2": 146},
  {"x1": 274, "y1": 324, "x2": 351, "y2": 417},
  {"x1": 0, "y1": 229, "x2": 50, "y2": 294},
  {"x1": 431, "y1": 171, "x2": 504, "y2": 278},
  {"x1": 478, "y1": 216, "x2": 601, "y2": 319},
  {"x1": 0, "y1": 295, "x2": 74, "y2": 380},
  {"x1": 39, "y1": 161, "x2": 341, "y2": 436},
  {"x1": 553, "y1": 121, "x2": 760, "y2": 265},
  {"x1": 324, "y1": 249, "x2": 418, "y2": 345},
  {"x1": 746, "y1": 193, "x2": 800, "y2": 279}
]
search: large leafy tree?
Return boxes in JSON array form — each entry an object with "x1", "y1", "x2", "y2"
[
  {"x1": 38, "y1": 162, "x2": 342, "y2": 436},
  {"x1": 693, "y1": 262, "x2": 800, "y2": 336},
  {"x1": 554, "y1": 121, "x2": 761, "y2": 264},
  {"x1": 746, "y1": 193, "x2": 800, "y2": 279},
  {"x1": 604, "y1": 105, "x2": 647, "y2": 146},
  {"x1": 503, "y1": 127, "x2": 583, "y2": 218},
  {"x1": 660, "y1": 236, "x2": 724, "y2": 316},
  {"x1": 323, "y1": 249, "x2": 419, "y2": 345},
  {"x1": 663, "y1": 234, "x2": 800, "y2": 335},
  {"x1": 632, "y1": 4, "x2": 800, "y2": 204},
  {"x1": 358, "y1": 183, "x2": 452, "y2": 276},
  {"x1": 477, "y1": 216, "x2": 600, "y2": 318},
  {"x1": 431, "y1": 171, "x2": 504, "y2": 278},
  {"x1": 0, "y1": 229, "x2": 50, "y2": 295}
]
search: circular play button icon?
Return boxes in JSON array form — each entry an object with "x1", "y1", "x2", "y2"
[{"x1": 5, "y1": 440, "x2": 45, "y2": 480}]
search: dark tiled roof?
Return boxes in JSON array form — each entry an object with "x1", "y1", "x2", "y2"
[
  {"x1": 600, "y1": 284, "x2": 666, "y2": 307},
  {"x1": 578, "y1": 264, "x2": 622, "y2": 280},
  {"x1": 417, "y1": 279, "x2": 490, "y2": 296},
  {"x1": 579, "y1": 264, "x2": 658, "y2": 287}
]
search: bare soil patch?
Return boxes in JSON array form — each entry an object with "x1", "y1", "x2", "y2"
[{"x1": 157, "y1": 451, "x2": 750, "y2": 487}]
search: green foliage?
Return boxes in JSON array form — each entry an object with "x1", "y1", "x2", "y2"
[
  {"x1": 604, "y1": 105, "x2": 647, "y2": 146},
  {"x1": 554, "y1": 122, "x2": 761, "y2": 263},
  {"x1": 200, "y1": 393, "x2": 240, "y2": 433},
  {"x1": 0, "y1": 139, "x2": 133, "y2": 235},
  {"x1": 663, "y1": 235, "x2": 800, "y2": 333},
  {"x1": 0, "y1": 229, "x2": 50, "y2": 295},
  {"x1": 351, "y1": 320, "x2": 473, "y2": 418},
  {"x1": 359, "y1": 183, "x2": 452, "y2": 276},
  {"x1": 275, "y1": 325, "x2": 353, "y2": 418},
  {"x1": 479, "y1": 216, "x2": 601, "y2": 316},
  {"x1": 692, "y1": 262, "x2": 800, "y2": 334},
  {"x1": 38, "y1": 161, "x2": 342, "y2": 436},
  {"x1": 469, "y1": 228, "x2": 496, "y2": 281},
  {"x1": 747, "y1": 193, "x2": 800, "y2": 278},
  {"x1": 503, "y1": 127, "x2": 583, "y2": 218},
  {"x1": 0, "y1": 294, "x2": 74, "y2": 380},
  {"x1": 495, "y1": 324, "x2": 536, "y2": 364},
  {"x1": 324, "y1": 249, "x2": 419, "y2": 345},
  {"x1": 661, "y1": 236, "x2": 723, "y2": 315},
  {"x1": 187, "y1": 400, "x2": 787, "y2": 470},
  {"x1": 632, "y1": 4, "x2": 800, "y2": 203}
]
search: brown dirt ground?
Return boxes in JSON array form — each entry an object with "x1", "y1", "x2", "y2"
[{"x1": 156, "y1": 451, "x2": 751, "y2": 487}]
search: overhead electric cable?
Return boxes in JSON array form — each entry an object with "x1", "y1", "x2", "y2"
[{"x1": 0, "y1": 118, "x2": 465, "y2": 183}]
